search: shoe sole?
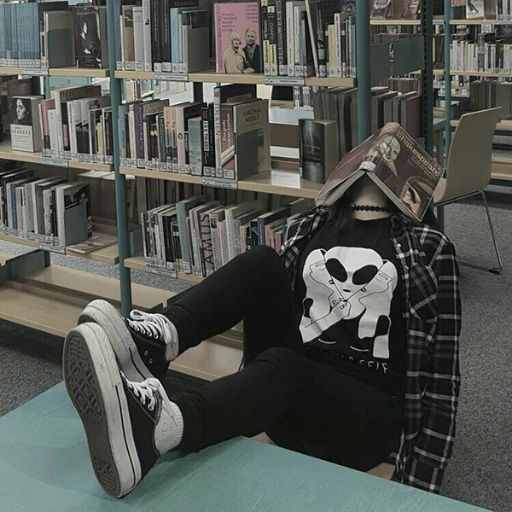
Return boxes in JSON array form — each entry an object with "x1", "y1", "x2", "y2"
[
  {"x1": 78, "y1": 300, "x2": 153, "y2": 382},
  {"x1": 63, "y1": 323, "x2": 142, "y2": 498}
]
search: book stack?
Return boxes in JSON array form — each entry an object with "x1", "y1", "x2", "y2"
[
  {"x1": 117, "y1": 0, "x2": 209, "y2": 74},
  {"x1": 141, "y1": 196, "x2": 314, "y2": 276},
  {"x1": 0, "y1": 164, "x2": 92, "y2": 252},
  {"x1": 0, "y1": 2, "x2": 108, "y2": 70},
  {"x1": 38, "y1": 85, "x2": 113, "y2": 164},
  {"x1": 119, "y1": 84, "x2": 271, "y2": 182}
]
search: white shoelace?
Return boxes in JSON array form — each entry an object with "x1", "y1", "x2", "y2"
[
  {"x1": 126, "y1": 378, "x2": 161, "y2": 412},
  {"x1": 128, "y1": 310, "x2": 173, "y2": 344}
]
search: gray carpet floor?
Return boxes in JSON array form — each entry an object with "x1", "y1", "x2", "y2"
[{"x1": 0, "y1": 199, "x2": 511, "y2": 511}]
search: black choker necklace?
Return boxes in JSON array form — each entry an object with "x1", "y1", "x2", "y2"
[{"x1": 349, "y1": 205, "x2": 394, "y2": 213}]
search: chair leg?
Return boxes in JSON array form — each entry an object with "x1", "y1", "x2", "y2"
[{"x1": 459, "y1": 191, "x2": 503, "y2": 275}]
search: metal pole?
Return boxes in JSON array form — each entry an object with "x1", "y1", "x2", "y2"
[
  {"x1": 107, "y1": 0, "x2": 132, "y2": 315},
  {"x1": 420, "y1": 0, "x2": 433, "y2": 155},
  {"x1": 356, "y1": 0, "x2": 371, "y2": 143}
]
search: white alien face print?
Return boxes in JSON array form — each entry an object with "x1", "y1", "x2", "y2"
[{"x1": 299, "y1": 246, "x2": 398, "y2": 359}]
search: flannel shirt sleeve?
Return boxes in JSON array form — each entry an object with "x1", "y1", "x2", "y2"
[{"x1": 404, "y1": 236, "x2": 462, "y2": 493}]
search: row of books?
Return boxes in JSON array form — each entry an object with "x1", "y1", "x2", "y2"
[
  {"x1": 116, "y1": 1, "x2": 209, "y2": 75},
  {"x1": 0, "y1": 2, "x2": 108, "y2": 69},
  {"x1": 6, "y1": 84, "x2": 114, "y2": 167},
  {"x1": 114, "y1": 0, "x2": 356, "y2": 79},
  {"x1": 141, "y1": 195, "x2": 313, "y2": 276},
  {"x1": 450, "y1": 38, "x2": 512, "y2": 73},
  {"x1": 469, "y1": 79, "x2": 512, "y2": 116},
  {"x1": 310, "y1": 81, "x2": 421, "y2": 159},
  {"x1": 119, "y1": 83, "x2": 271, "y2": 181},
  {"x1": 0, "y1": 162, "x2": 92, "y2": 251},
  {"x1": 369, "y1": 0, "x2": 512, "y2": 20}
]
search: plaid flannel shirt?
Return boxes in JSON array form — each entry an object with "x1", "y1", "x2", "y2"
[{"x1": 280, "y1": 206, "x2": 461, "y2": 493}]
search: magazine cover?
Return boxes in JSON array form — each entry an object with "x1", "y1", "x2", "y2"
[
  {"x1": 316, "y1": 123, "x2": 444, "y2": 221},
  {"x1": 214, "y1": 1, "x2": 262, "y2": 74}
]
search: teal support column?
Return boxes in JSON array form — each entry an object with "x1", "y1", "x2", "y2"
[
  {"x1": 444, "y1": 0, "x2": 452, "y2": 152},
  {"x1": 420, "y1": 0, "x2": 434, "y2": 155},
  {"x1": 356, "y1": 1, "x2": 371, "y2": 143},
  {"x1": 107, "y1": 0, "x2": 132, "y2": 315}
]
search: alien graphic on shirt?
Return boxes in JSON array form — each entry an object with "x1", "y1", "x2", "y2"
[{"x1": 299, "y1": 246, "x2": 398, "y2": 359}]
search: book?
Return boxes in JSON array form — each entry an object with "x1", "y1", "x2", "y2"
[
  {"x1": 41, "y1": 10, "x2": 75, "y2": 69},
  {"x1": 370, "y1": 0, "x2": 392, "y2": 18},
  {"x1": 9, "y1": 96, "x2": 42, "y2": 152},
  {"x1": 466, "y1": 0, "x2": 485, "y2": 19},
  {"x1": 299, "y1": 118, "x2": 339, "y2": 183},
  {"x1": 401, "y1": 0, "x2": 420, "y2": 19},
  {"x1": 214, "y1": 1, "x2": 263, "y2": 74},
  {"x1": 74, "y1": 5, "x2": 108, "y2": 69},
  {"x1": 55, "y1": 181, "x2": 92, "y2": 248},
  {"x1": 315, "y1": 122, "x2": 444, "y2": 221},
  {"x1": 66, "y1": 233, "x2": 117, "y2": 255}
]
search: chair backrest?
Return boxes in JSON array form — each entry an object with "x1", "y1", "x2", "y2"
[{"x1": 443, "y1": 107, "x2": 502, "y2": 201}]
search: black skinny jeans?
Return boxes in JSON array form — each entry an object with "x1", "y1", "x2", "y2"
[{"x1": 166, "y1": 246, "x2": 403, "y2": 471}]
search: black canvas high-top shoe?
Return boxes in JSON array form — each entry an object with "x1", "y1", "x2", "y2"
[
  {"x1": 63, "y1": 323, "x2": 183, "y2": 498},
  {"x1": 79, "y1": 299, "x2": 179, "y2": 383}
]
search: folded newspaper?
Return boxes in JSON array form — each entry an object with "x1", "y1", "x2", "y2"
[{"x1": 315, "y1": 122, "x2": 444, "y2": 221}]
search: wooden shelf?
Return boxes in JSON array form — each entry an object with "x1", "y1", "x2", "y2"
[
  {"x1": 49, "y1": 67, "x2": 109, "y2": 78},
  {"x1": 0, "y1": 67, "x2": 109, "y2": 78},
  {"x1": 0, "y1": 139, "x2": 112, "y2": 171},
  {"x1": 121, "y1": 166, "x2": 321, "y2": 199},
  {"x1": 114, "y1": 70, "x2": 355, "y2": 87},
  {"x1": 124, "y1": 256, "x2": 203, "y2": 284},
  {"x1": 0, "y1": 231, "x2": 119, "y2": 266},
  {"x1": 170, "y1": 341, "x2": 241, "y2": 381},
  {"x1": 120, "y1": 165, "x2": 203, "y2": 184},
  {"x1": 238, "y1": 171, "x2": 322, "y2": 199},
  {"x1": 0, "y1": 264, "x2": 171, "y2": 336},
  {"x1": 189, "y1": 71, "x2": 267, "y2": 84},
  {"x1": 0, "y1": 233, "x2": 39, "y2": 248},
  {"x1": 370, "y1": 18, "x2": 511, "y2": 26}
]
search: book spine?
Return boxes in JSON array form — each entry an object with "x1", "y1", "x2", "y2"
[
  {"x1": 261, "y1": 1, "x2": 270, "y2": 75},
  {"x1": 214, "y1": 87, "x2": 223, "y2": 177},
  {"x1": 170, "y1": 8, "x2": 180, "y2": 73},
  {"x1": 176, "y1": 204, "x2": 192, "y2": 274},
  {"x1": 268, "y1": 4, "x2": 278, "y2": 76},
  {"x1": 200, "y1": 211, "x2": 214, "y2": 276},
  {"x1": 133, "y1": 7, "x2": 144, "y2": 71},
  {"x1": 293, "y1": 5, "x2": 301, "y2": 76},
  {"x1": 201, "y1": 104, "x2": 211, "y2": 176},
  {"x1": 175, "y1": 107, "x2": 186, "y2": 173},
  {"x1": 275, "y1": 0, "x2": 286, "y2": 76},
  {"x1": 161, "y1": 0, "x2": 171, "y2": 71},
  {"x1": 286, "y1": 2, "x2": 295, "y2": 76},
  {"x1": 142, "y1": 0, "x2": 152, "y2": 71},
  {"x1": 151, "y1": 0, "x2": 161, "y2": 72}
]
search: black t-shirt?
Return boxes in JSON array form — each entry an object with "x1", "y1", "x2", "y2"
[{"x1": 294, "y1": 216, "x2": 407, "y2": 393}]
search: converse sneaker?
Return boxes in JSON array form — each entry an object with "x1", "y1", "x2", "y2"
[
  {"x1": 78, "y1": 299, "x2": 178, "y2": 382},
  {"x1": 63, "y1": 323, "x2": 183, "y2": 498}
]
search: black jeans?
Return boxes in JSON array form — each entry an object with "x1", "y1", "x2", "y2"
[{"x1": 166, "y1": 246, "x2": 403, "y2": 471}]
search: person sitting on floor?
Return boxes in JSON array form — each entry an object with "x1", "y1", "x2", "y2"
[{"x1": 63, "y1": 175, "x2": 461, "y2": 498}]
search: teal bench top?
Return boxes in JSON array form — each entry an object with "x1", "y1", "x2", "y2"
[{"x1": 0, "y1": 383, "x2": 486, "y2": 512}]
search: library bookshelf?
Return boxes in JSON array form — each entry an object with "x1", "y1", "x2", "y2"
[{"x1": 4, "y1": 2, "x2": 509, "y2": 382}]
